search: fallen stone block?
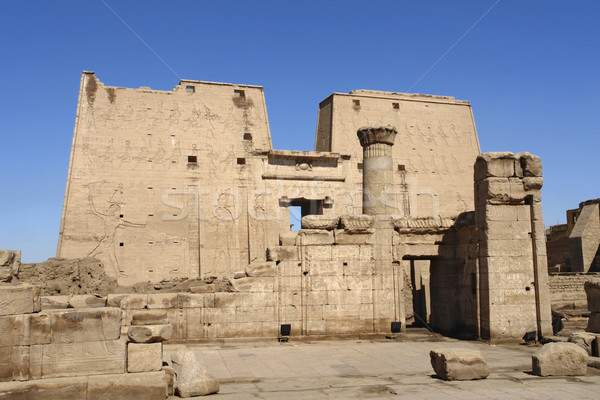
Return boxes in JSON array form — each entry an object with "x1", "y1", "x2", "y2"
[
  {"x1": 127, "y1": 342, "x2": 162, "y2": 373},
  {"x1": 128, "y1": 324, "x2": 173, "y2": 343},
  {"x1": 429, "y1": 348, "x2": 490, "y2": 381},
  {"x1": 131, "y1": 310, "x2": 168, "y2": 326},
  {"x1": 0, "y1": 250, "x2": 20, "y2": 283},
  {"x1": 0, "y1": 284, "x2": 41, "y2": 316},
  {"x1": 532, "y1": 342, "x2": 588, "y2": 376},
  {"x1": 245, "y1": 261, "x2": 277, "y2": 277},
  {"x1": 171, "y1": 350, "x2": 219, "y2": 397}
]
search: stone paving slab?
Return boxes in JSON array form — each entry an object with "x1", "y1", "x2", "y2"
[{"x1": 165, "y1": 336, "x2": 600, "y2": 399}]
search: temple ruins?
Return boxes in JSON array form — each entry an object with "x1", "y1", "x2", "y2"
[{"x1": 49, "y1": 71, "x2": 557, "y2": 342}]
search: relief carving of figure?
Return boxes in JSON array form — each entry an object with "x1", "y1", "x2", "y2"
[{"x1": 86, "y1": 182, "x2": 145, "y2": 277}]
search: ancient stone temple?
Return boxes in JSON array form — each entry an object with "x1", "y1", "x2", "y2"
[{"x1": 56, "y1": 72, "x2": 552, "y2": 341}]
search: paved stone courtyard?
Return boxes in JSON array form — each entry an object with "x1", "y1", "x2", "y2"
[{"x1": 164, "y1": 331, "x2": 600, "y2": 399}]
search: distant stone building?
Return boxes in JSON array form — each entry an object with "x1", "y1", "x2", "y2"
[
  {"x1": 546, "y1": 200, "x2": 600, "y2": 273},
  {"x1": 57, "y1": 72, "x2": 552, "y2": 341}
]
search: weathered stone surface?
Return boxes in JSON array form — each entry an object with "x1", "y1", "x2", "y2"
[
  {"x1": 429, "y1": 349, "x2": 490, "y2": 380},
  {"x1": 301, "y1": 215, "x2": 339, "y2": 230},
  {"x1": 87, "y1": 371, "x2": 169, "y2": 400},
  {"x1": 0, "y1": 284, "x2": 41, "y2": 316},
  {"x1": 517, "y1": 152, "x2": 543, "y2": 177},
  {"x1": 42, "y1": 308, "x2": 122, "y2": 344},
  {"x1": 68, "y1": 294, "x2": 107, "y2": 308},
  {"x1": 41, "y1": 339, "x2": 126, "y2": 378},
  {"x1": 339, "y1": 214, "x2": 374, "y2": 232},
  {"x1": 41, "y1": 295, "x2": 69, "y2": 310},
  {"x1": 171, "y1": 350, "x2": 219, "y2": 397},
  {"x1": 279, "y1": 231, "x2": 298, "y2": 246},
  {"x1": 189, "y1": 285, "x2": 215, "y2": 294},
  {"x1": 585, "y1": 279, "x2": 600, "y2": 312},
  {"x1": 532, "y1": 342, "x2": 588, "y2": 376},
  {"x1": 233, "y1": 271, "x2": 246, "y2": 279},
  {"x1": 128, "y1": 324, "x2": 173, "y2": 343},
  {"x1": 295, "y1": 230, "x2": 334, "y2": 246},
  {"x1": 333, "y1": 230, "x2": 374, "y2": 245},
  {"x1": 131, "y1": 310, "x2": 168, "y2": 326},
  {"x1": 245, "y1": 261, "x2": 277, "y2": 277},
  {"x1": 0, "y1": 375, "x2": 87, "y2": 399},
  {"x1": 107, "y1": 294, "x2": 148, "y2": 309},
  {"x1": 163, "y1": 365, "x2": 175, "y2": 396},
  {"x1": 127, "y1": 342, "x2": 162, "y2": 373},
  {"x1": 266, "y1": 246, "x2": 299, "y2": 261},
  {"x1": 587, "y1": 312, "x2": 600, "y2": 333},
  {"x1": 0, "y1": 372, "x2": 168, "y2": 400},
  {"x1": 229, "y1": 277, "x2": 274, "y2": 293},
  {"x1": 0, "y1": 250, "x2": 20, "y2": 283},
  {"x1": 0, "y1": 345, "x2": 30, "y2": 382}
]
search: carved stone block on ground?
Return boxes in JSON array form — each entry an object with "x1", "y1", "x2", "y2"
[
  {"x1": 127, "y1": 342, "x2": 163, "y2": 373},
  {"x1": 532, "y1": 342, "x2": 588, "y2": 376},
  {"x1": 429, "y1": 349, "x2": 490, "y2": 380},
  {"x1": 171, "y1": 350, "x2": 219, "y2": 397},
  {"x1": 0, "y1": 284, "x2": 41, "y2": 316},
  {"x1": 128, "y1": 324, "x2": 173, "y2": 343}
]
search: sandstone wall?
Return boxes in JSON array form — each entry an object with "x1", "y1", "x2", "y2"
[
  {"x1": 58, "y1": 75, "x2": 483, "y2": 285},
  {"x1": 549, "y1": 273, "x2": 600, "y2": 306}
]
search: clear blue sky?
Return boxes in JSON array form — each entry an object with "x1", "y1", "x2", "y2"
[{"x1": 1, "y1": 1, "x2": 598, "y2": 262}]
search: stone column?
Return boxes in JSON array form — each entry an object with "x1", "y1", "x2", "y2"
[
  {"x1": 474, "y1": 152, "x2": 552, "y2": 341},
  {"x1": 357, "y1": 126, "x2": 399, "y2": 333},
  {"x1": 357, "y1": 126, "x2": 398, "y2": 215}
]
